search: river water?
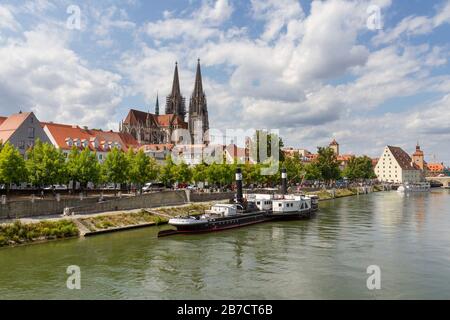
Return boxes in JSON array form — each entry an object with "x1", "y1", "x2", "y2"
[{"x1": 0, "y1": 189, "x2": 449, "y2": 299}]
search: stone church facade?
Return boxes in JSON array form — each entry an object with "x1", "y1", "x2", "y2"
[{"x1": 120, "y1": 60, "x2": 209, "y2": 145}]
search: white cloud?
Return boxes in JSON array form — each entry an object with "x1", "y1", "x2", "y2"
[
  {"x1": 251, "y1": 0, "x2": 304, "y2": 42},
  {"x1": 0, "y1": 26, "x2": 123, "y2": 129},
  {"x1": 0, "y1": 5, "x2": 20, "y2": 31},
  {"x1": 92, "y1": 6, "x2": 136, "y2": 37},
  {"x1": 373, "y1": 0, "x2": 450, "y2": 45},
  {"x1": 144, "y1": 0, "x2": 233, "y2": 42},
  {"x1": 197, "y1": 0, "x2": 233, "y2": 25}
]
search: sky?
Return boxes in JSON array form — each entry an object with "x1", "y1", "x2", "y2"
[{"x1": 0, "y1": 0, "x2": 449, "y2": 163}]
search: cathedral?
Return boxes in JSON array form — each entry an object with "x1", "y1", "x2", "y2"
[{"x1": 120, "y1": 60, "x2": 209, "y2": 145}]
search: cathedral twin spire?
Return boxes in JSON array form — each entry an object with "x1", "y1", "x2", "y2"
[
  {"x1": 161, "y1": 60, "x2": 209, "y2": 142},
  {"x1": 165, "y1": 62, "x2": 186, "y2": 119}
]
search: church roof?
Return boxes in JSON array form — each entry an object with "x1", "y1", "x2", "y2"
[
  {"x1": 329, "y1": 139, "x2": 339, "y2": 146},
  {"x1": 156, "y1": 114, "x2": 187, "y2": 128},
  {"x1": 123, "y1": 109, "x2": 149, "y2": 125},
  {"x1": 123, "y1": 109, "x2": 187, "y2": 128}
]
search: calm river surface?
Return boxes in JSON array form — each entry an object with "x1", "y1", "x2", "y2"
[{"x1": 1, "y1": 189, "x2": 449, "y2": 299}]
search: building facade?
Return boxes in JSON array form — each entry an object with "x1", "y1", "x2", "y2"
[
  {"x1": 120, "y1": 60, "x2": 209, "y2": 146},
  {"x1": 0, "y1": 111, "x2": 51, "y2": 156},
  {"x1": 375, "y1": 146, "x2": 421, "y2": 183}
]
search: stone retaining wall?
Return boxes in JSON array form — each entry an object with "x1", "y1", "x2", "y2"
[
  {"x1": 0, "y1": 197, "x2": 100, "y2": 219},
  {"x1": 0, "y1": 191, "x2": 238, "y2": 219},
  {"x1": 68, "y1": 190, "x2": 188, "y2": 215}
]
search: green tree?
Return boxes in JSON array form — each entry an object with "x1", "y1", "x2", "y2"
[
  {"x1": 283, "y1": 156, "x2": 305, "y2": 184},
  {"x1": 102, "y1": 147, "x2": 129, "y2": 187},
  {"x1": 315, "y1": 147, "x2": 341, "y2": 184},
  {"x1": 26, "y1": 140, "x2": 67, "y2": 188},
  {"x1": 192, "y1": 162, "x2": 207, "y2": 184},
  {"x1": 173, "y1": 162, "x2": 192, "y2": 184},
  {"x1": 205, "y1": 162, "x2": 222, "y2": 187},
  {"x1": 0, "y1": 142, "x2": 27, "y2": 192},
  {"x1": 304, "y1": 163, "x2": 322, "y2": 181},
  {"x1": 126, "y1": 149, "x2": 159, "y2": 191},
  {"x1": 159, "y1": 155, "x2": 176, "y2": 187},
  {"x1": 147, "y1": 156, "x2": 159, "y2": 182},
  {"x1": 67, "y1": 147, "x2": 101, "y2": 189},
  {"x1": 342, "y1": 155, "x2": 376, "y2": 180}
]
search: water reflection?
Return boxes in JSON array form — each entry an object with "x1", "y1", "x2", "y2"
[{"x1": 1, "y1": 190, "x2": 450, "y2": 299}]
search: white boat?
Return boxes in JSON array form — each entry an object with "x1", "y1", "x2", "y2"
[{"x1": 397, "y1": 182, "x2": 431, "y2": 193}]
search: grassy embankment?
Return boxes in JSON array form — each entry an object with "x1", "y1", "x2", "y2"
[
  {"x1": 0, "y1": 203, "x2": 213, "y2": 247},
  {"x1": 306, "y1": 185, "x2": 383, "y2": 201},
  {"x1": 0, "y1": 220, "x2": 79, "y2": 247},
  {"x1": 78, "y1": 203, "x2": 212, "y2": 233}
]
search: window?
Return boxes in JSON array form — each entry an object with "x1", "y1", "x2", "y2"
[
  {"x1": 28, "y1": 127, "x2": 35, "y2": 138},
  {"x1": 278, "y1": 203, "x2": 282, "y2": 207},
  {"x1": 18, "y1": 140, "x2": 25, "y2": 150}
]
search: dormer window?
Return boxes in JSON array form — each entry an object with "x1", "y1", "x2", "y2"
[
  {"x1": 90, "y1": 137, "x2": 98, "y2": 149},
  {"x1": 65, "y1": 138, "x2": 73, "y2": 147}
]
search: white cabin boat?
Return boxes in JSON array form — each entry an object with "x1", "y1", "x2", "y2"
[{"x1": 397, "y1": 182, "x2": 431, "y2": 193}]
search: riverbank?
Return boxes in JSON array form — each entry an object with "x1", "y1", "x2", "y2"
[
  {"x1": 0, "y1": 187, "x2": 382, "y2": 248},
  {"x1": 0, "y1": 202, "x2": 218, "y2": 247},
  {"x1": 306, "y1": 185, "x2": 383, "y2": 201}
]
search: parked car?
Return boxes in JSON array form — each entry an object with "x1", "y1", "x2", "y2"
[
  {"x1": 142, "y1": 182, "x2": 165, "y2": 192},
  {"x1": 102, "y1": 183, "x2": 120, "y2": 190},
  {"x1": 44, "y1": 185, "x2": 68, "y2": 190}
]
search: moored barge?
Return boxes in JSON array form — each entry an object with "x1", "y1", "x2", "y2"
[{"x1": 158, "y1": 168, "x2": 318, "y2": 237}]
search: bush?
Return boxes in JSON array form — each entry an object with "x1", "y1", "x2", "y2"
[{"x1": 0, "y1": 219, "x2": 79, "y2": 247}]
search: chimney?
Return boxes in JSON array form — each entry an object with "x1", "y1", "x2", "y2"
[
  {"x1": 235, "y1": 167, "x2": 243, "y2": 204},
  {"x1": 281, "y1": 167, "x2": 287, "y2": 195}
]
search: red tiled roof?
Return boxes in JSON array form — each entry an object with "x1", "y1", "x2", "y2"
[
  {"x1": 44, "y1": 122, "x2": 138, "y2": 152},
  {"x1": 156, "y1": 114, "x2": 187, "y2": 128},
  {"x1": 387, "y1": 146, "x2": 420, "y2": 170},
  {"x1": 0, "y1": 112, "x2": 32, "y2": 143},
  {"x1": 427, "y1": 163, "x2": 445, "y2": 172},
  {"x1": 337, "y1": 154, "x2": 353, "y2": 161},
  {"x1": 0, "y1": 116, "x2": 7, "y2": 126}
]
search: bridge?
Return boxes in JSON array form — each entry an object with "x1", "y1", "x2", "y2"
[{"x1": 426, "y1": 176, "x2": 450, "y2": 188}]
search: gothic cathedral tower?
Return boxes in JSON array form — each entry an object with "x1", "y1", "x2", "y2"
[
  {"x1": 165, "y1": 62, "x2": 186, "y2": 119},
  {"x1": 188, "y1": 59, "x2": 209, "y2": 144}
]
